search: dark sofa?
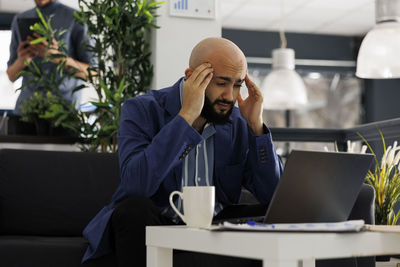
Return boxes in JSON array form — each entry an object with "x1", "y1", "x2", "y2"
[
  {"x1": 0, "y1": 149, "x2": 119, "y2": 267},
  {"x1": 0, "y1": 148, "x2": 376, "y2": 267}
]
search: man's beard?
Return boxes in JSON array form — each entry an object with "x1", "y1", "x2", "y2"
[{"x1": 200, "y1": 96, "x2": 234, "y2": 125}]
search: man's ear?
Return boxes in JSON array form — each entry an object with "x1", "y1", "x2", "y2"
[{"x1": 184, "y1": 68, "x2": 193, "y2": 79}]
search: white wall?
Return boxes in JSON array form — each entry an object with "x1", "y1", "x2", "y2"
[
  {"x1": 0, "y1": 0, "x2": 78, "y2": 13},
  {"x1": 150, "y1": 0, "x2": 221, "y2": 90}
]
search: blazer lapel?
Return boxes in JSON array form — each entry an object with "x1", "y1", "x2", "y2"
[{"x1": 160, "y1": 78, "x2": 185, "y2": 187}]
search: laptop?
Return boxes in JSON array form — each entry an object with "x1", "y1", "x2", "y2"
[
  {"x1": 264, "y1": 150, "x2": 374, "y2": 224},
  {"x1": 214, "y1": 150, "x2": 374, "y2": 225}
]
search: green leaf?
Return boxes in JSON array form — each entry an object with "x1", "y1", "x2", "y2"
[
  {"x1": 30, "y1": 60, "x2": 41, "y2": 75},
  {"x1": 36, "y1": 8, "x2": 49, "y2": 30},
  {"x1": 117, "y1": 76, "x2": 127, "y2": 94},
  {"x1": 148, "y1": 1, "x2": 165, "y2": 8},
  {"x1": 137, "y1": 1, "x2": 144, "y2": 15},
  {"x1": 105, "y1": 16, "x2": 113, "y2": 25},
  {"x1": 29, "y1": 37, "x2": 47, "y2": 45},
  {"x1": 90, "y1": 101, "x2": 110, "y2": 108},
  {"x1": 99, "y1": 79, "x2": 113, "y2": 100},
  {"x1": 144, "y1": 10, "x2": 153, "y2": 23}
]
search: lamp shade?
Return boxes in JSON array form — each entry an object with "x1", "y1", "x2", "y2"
[
  {"x1": 356, "y1": 22, "x2": 400, "y2": 79},
  {"x1": 356, "y1": 0, "x2": 400, "y2": 79},
  {"x1": 261, "y1": 48, "x2": 308, "y2": 110}
]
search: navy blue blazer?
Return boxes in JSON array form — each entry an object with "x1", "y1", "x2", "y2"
[{"x1": 82, "y1": 78, "x2": 282, "y2": 262}]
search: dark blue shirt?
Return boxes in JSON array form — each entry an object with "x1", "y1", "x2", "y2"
[{"x1": 7, "y1": 0, "x2": 96, "y2": 114}]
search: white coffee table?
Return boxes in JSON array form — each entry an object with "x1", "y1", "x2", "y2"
[{"x1": 146, "y1": 225, "x2": 400, "y2": 267}]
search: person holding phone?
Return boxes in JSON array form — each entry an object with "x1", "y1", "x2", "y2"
[
  {"x1": 82, "y1": 37, "x2": 283, "y2": 267},
  {"x1": 6, "y1": 0, "x2": 95, "y2": 118}
]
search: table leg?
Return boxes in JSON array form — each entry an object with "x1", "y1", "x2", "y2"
[
  {"x1": 146, "y1": 246, "x2": 173, "y2": 267},
  {"x1": 301, "y1": 259, "x2": 316, "y2": 267},
  {"x1": 262, "y1": 259, "x2": 302, "y2": 267}
]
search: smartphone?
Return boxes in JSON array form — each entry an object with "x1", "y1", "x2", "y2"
[{"x1": 17, "y1": 17, "x2": 41, "y2": 43}]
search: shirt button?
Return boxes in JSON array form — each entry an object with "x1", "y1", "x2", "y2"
[{"x1": 197, "y1": 177, "x2": 201, "y2": 182}]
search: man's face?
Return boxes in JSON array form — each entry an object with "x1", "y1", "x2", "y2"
[
  {"x1": 35, "y1": 0, "x2": 53, "y2": 8},
  {"x1": 201, "y1": 58, "x2": 246, "y2": 124}
]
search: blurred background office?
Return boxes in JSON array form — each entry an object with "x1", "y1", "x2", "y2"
[{"x1": 1, "y1": 0, "x2": 399, "y2": 153}]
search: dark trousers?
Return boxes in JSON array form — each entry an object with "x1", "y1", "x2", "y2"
[
  {"x1": 110, "y1": 184, "x2": 375, "y2": 267},
  {"x1": 110, "y1": 196, "x2": 266, "y2": 267}
]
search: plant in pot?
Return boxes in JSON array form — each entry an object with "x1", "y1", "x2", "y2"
[
  {"x1": 360, "y1": 131, "x2": 400, "y2": 262},
  {"x1": 343, "y1": 132, "x2": 400, "y2": 227},
  {"x1": 74, "y1": 0, "x2": 164, "y2": 152},
  {"x1": 20, "y1": 91, "x2": 73, "y2": 136},
  {"x1": 334, "y1": 132, "x2": 400, "y2": 226},
  {"x1": 328, "y1": 132, "x2": 400, "y2": 262},
  {"x1": 358, "y1": 132, "x2": 400, "y2": 226},
  {"x1": 18, "y1": 9, "x2": 84, "y2": 136}
]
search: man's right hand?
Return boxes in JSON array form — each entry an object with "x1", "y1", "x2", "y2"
[
  {"x1": 178, "y1": 63, "x2": 213, "y2": 126},
  {"x1": 17, "y1": 39, "x2": 35, "y2": 65},
  {"x1": 7, "y1": 39, "x2": 36, "y2": 82}
]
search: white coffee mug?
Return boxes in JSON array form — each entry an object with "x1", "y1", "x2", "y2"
[{"x1": 169, "y1": 186, "x2": 215, "y2": 228}]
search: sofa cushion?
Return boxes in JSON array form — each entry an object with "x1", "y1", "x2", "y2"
[
  {"x1": 0, "y1": 235, "x2": 116, "y2": 267},
  {"x1": 0, "y1": 149, "x2": 120, "y2": 236}
]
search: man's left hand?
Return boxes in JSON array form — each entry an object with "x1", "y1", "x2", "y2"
[
  {"x1": 237, "y1": 74, "x2": 264, "y2": 136},
  {"x1": 30, "y1": 33, "x2": 60, "y2": 58}
]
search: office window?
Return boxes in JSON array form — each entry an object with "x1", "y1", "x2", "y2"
[
  {"x1": 0, "y1": 30, "x2": 21, "y2": 110},
  {"x1": 246, "y1": 67, "x2": 362, "y2": 155}
]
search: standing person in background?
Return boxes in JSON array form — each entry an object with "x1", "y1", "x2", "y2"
[{"x1": 6, "y1": 0, "x2": 95, "y2": 133}]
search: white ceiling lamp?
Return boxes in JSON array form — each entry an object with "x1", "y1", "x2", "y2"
[
  {"x1": 356, "y1": 0, "x2": 400, "y2": 79},
  {"x1": 261, "y1": 0, "x2": 308, "y2": 110}
]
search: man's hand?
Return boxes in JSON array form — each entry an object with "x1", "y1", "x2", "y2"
[
  {"x1": 6, "y1": 39, "x2": 37, "y2": 82},
  {"x1": 179, "y1": 63, "x2": 213, "y2": 125},
  {"x1": 17, "y1": 40, "x2": 35, "y2": 65},
  {"x1": 27, "y1": 34, "x2": 93, "y2": 80},
  {"x1": 237, "y1": 74, "x2": 264, "y2": 136},
  {"x1": 30, "y1": 33, "x2": 60, "y2": 58}
]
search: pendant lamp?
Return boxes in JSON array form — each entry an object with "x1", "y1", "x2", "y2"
[
  {"x1": 261, "y1": 0, "x2": 308, "y2": 110},
  {"x1": 356, "y1": 0, "x2": 400, "y2": 79}
]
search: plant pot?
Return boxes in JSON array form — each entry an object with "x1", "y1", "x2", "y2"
[{"x1": 34, "y1": 119, "x2": 51, "y2": 136}]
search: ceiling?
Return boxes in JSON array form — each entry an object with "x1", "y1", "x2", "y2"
[
  {"x1": 220, "y1": 0, "x2": 376, "y2": 36},
  {"x1": 1, "y1": 0, "x2": 376, "y2": 37}
]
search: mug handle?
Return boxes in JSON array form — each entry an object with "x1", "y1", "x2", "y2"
[{"x1": 169, "y1": 191, "x2": 185, "y2": 223}]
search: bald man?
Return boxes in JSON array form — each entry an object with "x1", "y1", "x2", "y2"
[{"x1": 82, "y1": 38, "x2": 283, "y2": 267}]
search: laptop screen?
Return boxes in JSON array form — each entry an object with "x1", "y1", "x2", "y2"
[{"x1": 264, "y1": 150, "x2": 374, "y2": 224}]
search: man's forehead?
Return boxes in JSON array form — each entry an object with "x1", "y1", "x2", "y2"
[{"x1": 214, "y1": 76, "x2": 245, "y2": 83}]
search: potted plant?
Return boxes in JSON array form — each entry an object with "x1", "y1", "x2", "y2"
[
  {"x1": 342, "y1": 131, "x2": 400, "y2": 226},
  {"x1": 19, "y1": 1, "x2": 164, "y2": 149},
  {"x1": 74, "y1": 0, "x2": 164, "y2": 152},
  {"x1": 20, "y1": 91, "x2": 72, "y2": 136},
  {"x1": 358, "y1": 132, "x2": 400, "y2": 226},
  {"x1": 19, "y1": 9, "x2": 83, "y2": 136},
  {"x1": 329, "y1": 131, "x2": 400, "y2": 226}
]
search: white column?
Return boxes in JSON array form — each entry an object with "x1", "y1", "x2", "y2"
[{"x1": 150, "y1": 0, "x2": 221, "y2": 89}]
